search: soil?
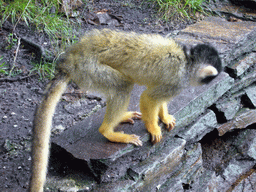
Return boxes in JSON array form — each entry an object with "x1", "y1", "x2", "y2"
[{"x1": 0, "y1": 0, "x2": 202, "y2": 191}]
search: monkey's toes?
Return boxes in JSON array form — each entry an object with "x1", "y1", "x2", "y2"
[
  {"x1": 151, "y1": 133, "x2": 162, "y2": 144},
  {"x1": 163, "y1": 116, "x2": 176, "y2": 131},
  {"x1": 121, "y1": 111, "x2": 142, "y2": 124},
  {"x1": 130, "y1": 134, "x2": 142, "y2": 146},
  {"x1": 133, "y1": 111, "x2": 142, "y2": 119},
  {"x1": 166, "y1": 121, "x2": 176, "y2": 131}
]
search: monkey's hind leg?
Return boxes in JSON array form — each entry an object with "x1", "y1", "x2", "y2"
[
  {"x1": 158, "y1": 101, "x2": 176, "y2": 131},
  {"x1": 99, "y1": 96, "x2": 142, "y2": 146},
  {"x1": 91, "y1": 64, "x2": 142, "y2": 146}
]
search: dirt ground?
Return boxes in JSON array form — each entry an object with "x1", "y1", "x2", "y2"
[{"x1": 0, "y1": 0, "x2": 203, "y2": 191}]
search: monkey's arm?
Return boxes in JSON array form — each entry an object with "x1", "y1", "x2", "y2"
[
  {"x1": 158, "y1": 101, "x2": 176, "y2": 131},
  {"x1": 140, "y1": 89, "x2": 175, "y2": 144},
  {"x1": 30, "y1": 74, "x2": 69, "y2": 192}
]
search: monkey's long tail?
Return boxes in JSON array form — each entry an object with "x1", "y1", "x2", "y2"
[{"x1": 30, "y1": 73, "x2": 70, "y2": 192}]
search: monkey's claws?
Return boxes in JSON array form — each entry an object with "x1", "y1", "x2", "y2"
[
  {"x1": 130, "y1": 134, "x2": 143, "y2": 146},
  {"x1": 121, "y1": 111, "x2": 142, "y2": 124},
  {"x1": 146, "y1": 124, "x2": 162, "y2": 144},
  {"x1": 151, "y1": 133, "x2": 162, "y2": 144},
  {"x1": 161, "y1": 115, "x2": 176, "y2": 131}
]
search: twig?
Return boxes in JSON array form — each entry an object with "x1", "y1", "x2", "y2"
[
  {"x1": 0, "y1": 74, "x2": 37, "y2": 82},
  {"x1": 9, "y1": 37, "x2": 21, "y2": 76}
]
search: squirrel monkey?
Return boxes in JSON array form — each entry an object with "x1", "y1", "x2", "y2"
[{"x1": 29, "y1": 29, "x2": 222, "y2": 191}]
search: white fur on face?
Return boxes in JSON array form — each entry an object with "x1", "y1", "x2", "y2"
[{"x1": 199, "y1": 65, "x2": 218, "y2": 79}]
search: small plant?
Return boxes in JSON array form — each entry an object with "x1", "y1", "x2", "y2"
[
  {"x1": 0, "y1": 1, "x2": 80, "y2": 80},
  {"x1": 0, "y1": 0, "x2": 73, "y2": 41},
  {"x1": 152, "y1": 0, "x2": 204, "y2": 21},
  {"x1": 0, "y1": 57, "x2": 8, "y2": 75},
  {"x1": 5, "y1": 33, "x2": 18, "y2": 50},
  {"x1": 31, "y1": 61, "x2": 55, "y2": 80}
]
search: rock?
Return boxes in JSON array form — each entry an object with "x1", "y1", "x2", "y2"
[
  {"x1": 189, "y1": 171, "x2": 218, "y2": 192},
  {"x1": 171, "y1": 72, "x2": 234, "y2": 132},
  {"x1": 48, "y1": 15, "x2": 256, "y2": 191},
  {"x1": 159, "y1": 143, "x2": 203, "y2": 191},
  {"x1": 233, "y1": 129, "x2": 256, "y2": 160},
  {"x1": 177, "y1": 110, "x2": 218, "y2": 143},
  {"x1": 215, "y1": 159, "x2": 255, "y2": 191},
  {"x1": 128, "y1": 138, "x2": 186, "y2": 191},
  {"x1": 217, "y1": 109, "x2": 256, "y2": 136},
  {"x1": 230, "y1": 68, "x2": 256, "y2": 94},
  {"x1": 159, "y1": 179, "x2": 184, "y2": 192},
  {"x1": 226, "y1": 52, "x2": 256, "y2": 77},
  {"x1": 245, "y1": 84, "x2": 256, "y2": 107},
  {"x1": 181, "y1": 143, "x2": 204, "y2": 184},
  {"x1": 232, "y1": 170, "x2": 256, "y2": 192},
  {"x1": 64, "y1": 100, "x2": 82, "y2": 114},
  {"x1": 51, "y1": 124, "x2": 66, "y2": 134},
  {"x1": 59, "y1": 186, "x2": 79, "y2": 192},
  {"x1": 214, "y1": 96, "x2": 241, "y2": 121}
]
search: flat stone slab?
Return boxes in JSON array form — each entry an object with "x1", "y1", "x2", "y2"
[
  {"x1": 176, "y1": 17, "x2": 256, "y2": 45},
  {"x1": 129, "y1": 138, "x2": 186, "y2": 187},
  {"x1": 215, "y1": 96, "x2": 241, "y2": 121},
  {"x1": 52, "y1": 84, "x2": 147, "y2": 161}
]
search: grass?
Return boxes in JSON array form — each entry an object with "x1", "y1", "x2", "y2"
[
  {"x1": 0, "y1": 0, "x2": 79, "y2": 78},
  {"x1": 0, "y1": 57, "x2": 8, "y2": 75},
  {"x1": 152, "y1": 0, "x2": 205, "y2": 21},
  {"x1": 0, "y1": 0, "x2": 73, "y2": 40},
  {"x1": 30, "y1": 61, "x2": 56, "y2": 80}
]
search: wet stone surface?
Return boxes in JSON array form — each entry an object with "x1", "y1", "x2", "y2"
[{"x1": 1, "y1": 1, "x2": 256, "y2": 191}]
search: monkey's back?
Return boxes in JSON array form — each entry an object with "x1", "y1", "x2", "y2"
[{"x1": 58, "y1": 29, "x2": 187, "y2": 88}]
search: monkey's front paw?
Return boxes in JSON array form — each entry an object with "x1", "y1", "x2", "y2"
[
  {"x1": 121, "y1": 111, "x2": 142, "y2": 124},
  {"x1": 161, "y1": 115, "x2": 176, "y2": 131},
  {"x1": 146, "y1": 124, "x2": 162, "y2": 144},
  {"x1": 151, "y1": 132, "x2": 162, "y2": 144}
]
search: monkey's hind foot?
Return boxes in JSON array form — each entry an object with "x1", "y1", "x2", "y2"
[
  {"x1": 129, "y1": 134, "x2": 143, "y2": 146},
  {"x1": 121, "y1": 111, "x2": 142, "y2": 124},
  {"x1": 104, "y1": 131, "x2": 142, "y2": 146},
  {"x1": 161, "y1": 114, "x2": 176, "y2": 131},
  {"x1": 99, "y1": 124, "x2": 142, "y2": 146}
]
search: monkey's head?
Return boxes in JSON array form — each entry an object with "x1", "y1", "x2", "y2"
[{"x1": 185, "y1": 44, "x2": 222, "y2": 86}]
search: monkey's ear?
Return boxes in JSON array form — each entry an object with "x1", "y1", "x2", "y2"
[{"x1": 199, "y1": 65, "x2": 218, "y2": 83}]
